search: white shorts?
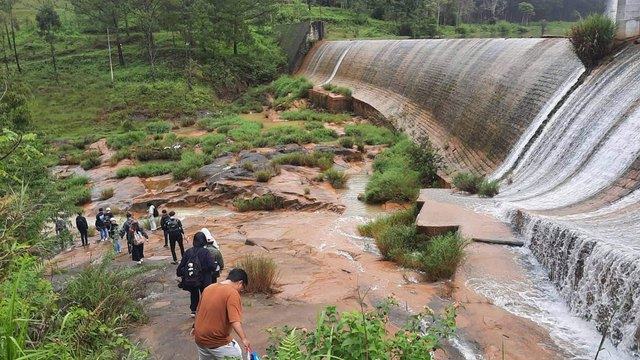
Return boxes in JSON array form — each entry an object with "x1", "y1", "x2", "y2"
[{"x1": 197, "y1": 340, "x2": 242, "y2": 360}]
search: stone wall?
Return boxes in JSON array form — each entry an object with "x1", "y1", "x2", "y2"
[
  {"x1": 298, "y1": 39, "x2": 585, "y2": 175},
  {"x1": 608, "y1": 0, "x2": 640, "y2": 39}
]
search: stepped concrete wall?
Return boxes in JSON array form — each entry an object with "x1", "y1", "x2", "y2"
[
  {"x1": 609, "y1": 0, "x2": 640, "y2": 39},
  {"x1": 298, "y1": 39, "x2": 584, "y2": 176}
]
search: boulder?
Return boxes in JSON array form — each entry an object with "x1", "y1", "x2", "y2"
[{"x1": 238, "y1": 151, "x2": 269, "y2": 168}]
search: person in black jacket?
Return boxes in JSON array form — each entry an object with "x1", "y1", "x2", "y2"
[
  {"x1": 160, "y1": 209, "x2": 170, "y2": 248},
  {"x1": 166, "y1": 211, "x2": 185, "y2": 265},
  {"x1": 176, "y1": 231, "x2": 215, "y2": 317},
  {"x1": 75, "y1": 212, "x2": 89, "y2": 246}
]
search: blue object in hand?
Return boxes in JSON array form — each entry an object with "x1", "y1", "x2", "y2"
[{"x1": 250, "y1": 352, "x2": 261, "y2": 360}]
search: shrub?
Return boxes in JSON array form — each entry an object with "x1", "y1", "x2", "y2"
[
  {"x1": 237, "y1": 255, "x2": 279, "y2": 294},
  {"x1": 242, "y1": 161, "x2": 255, "y2": 172},
  {"x1": 180, "y1": 118, "x2": 196, "y2": 127},
  {"x1": 255, "y1": 170, "x2": 273, "y2": 182},
  {"x1": 271, "y1": 151, "x2": 334, "y2": 170},
  {"x1": 200, "y1": 134, "x2": 227, "y2": 154},
  {"x1": 233, "y1": 194, "x2": 284, "y2": 212},
  {"x1": 281, "y1": 109, "x2": 350, "y2": 123},
  {"x1": 145, "y1": 121, "x2": 172, "y2": 134},
  {"x1": 418, "y1": 232, "x2": 467, "y2": 281},
  {"x1": 322, "y1": 83, "x2": 353, "y2": 97},
  {"x1": 267, "y1": 303, "x2": 456, "y2": 360},
  {"x1": 271, "y1": 75, "x2": 313, "y2": 107},
  {"x1": 135, "y1": 147, "x2": 182, "y2": 161},
  {"x1": 455, "y1": 25, "x2": 470, "y2": 37},
  {"x1": 339, "y1": 137, "x2": 354, "y2": 149},
  {"x1": 345, "y1": 124, "x2": 398, "y2": 145},
  {"x1": 478, "y1": 179, "x2": 500, "y2": 197},
  {"x1": 109, "y1": 148, "x2": 132, "y2": 165},
  {"x1": 80, "y1": 151, "x2": 101, "y2": 170},
  {"x1": 172, "y1": 151, "x2": 208, "y2": 180},
  {"x1": 99, "y1": 187, "x2": 114, "y2": 200},
  {"x1": 323, "y1": 168, "x2": 348, "y2": 189},
  {"x1": 116, "y1": 162, "x2": 174, "y2": 178},
  {"x1": 106, "y1": 131, "x2": 147, "y2": 149},
  {"x1": 452, "y1": 172, "x2": 484, "y2": 194},
  {"x1": 569, "y1": 14, "x2": 616, "y2": 67},
  {"x1": 253, "y1": 125, "x2": 337, "y2": 147},
  {"x1": 364, "y1": 168, "x2": 419, "y2": 203},
  {"x1": 358, "y1": 206, "x2": 418, "y2": 239}
]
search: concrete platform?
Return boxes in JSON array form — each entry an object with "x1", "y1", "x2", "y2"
[{"x1": 416, "y1": 189, "x2": 524, "y2": 246}]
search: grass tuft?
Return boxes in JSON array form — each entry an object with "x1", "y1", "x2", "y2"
[
  {"x1": 323, "y1": 168, "x2": 348, "y2": 189},
  {"x1": 233, "y1": 194, "x2": 284, "y2": 212},
  {"x1": 237, "y1": 255, "x2": 279, "y2": 294}
]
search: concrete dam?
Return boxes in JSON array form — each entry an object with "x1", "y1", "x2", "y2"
[{"x1": 298, "y1": 39, "x2": 640, "y2": 353}]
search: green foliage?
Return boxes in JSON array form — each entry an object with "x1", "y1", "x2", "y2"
[
  {"x1": 452, "y1": 172, "x2": 499, "y2": 196},
  {"x1": 271, "y1": 75, "x2": 313, "y2": 107},
  {"x1": 255, "y1": 170, "x2": 274, "y2": 182},
  {"x1": 271, "y1": 151, "x2": 334, "y2": 170},
  {"x1": 268, "y1": 302, "x2": 457, "y2": 360},
  {"x1": 172, "y1": 151, "x2": 208, "y2": 180},
  {"x1": 135, "y1": 146, "x2": 182, "y2": 162},
  {"x1": 99, "y1": 187, "x2": 114, "y2": 201},
  {"x1": 418, "y1": 233, "x2": 468, "y2": 281},
  {"x1": 79, "y1": 150, "x2": 101, "y2": 170},
  {"x1": 145, "y1": 121, "x2": 172, "y2": 135},
  {"x1": 339, "y1": 137, "x2": 354, "y2": 149},
  {"x1": 365, "y1": 168, "x2": 419, "y2": 204},
  {"x1": 200, "y1": 134, "x2": 227, "y2": 154},
  {"x1": 116, "y1": 162, "x2": 174, "y2": 178},
  {"x1": 323, "y1": 168, "x2": 348, "y2": 189},
  {"x1": 345, "y1": 124, "x2": 398, "y2": 146},
  {"x1": 253, "y1": 125, "x2": 337, "y2": 147},
  {"x1": 107, "y1": 131, "x2": 147, "y2": 150},
  {"x1": 281, "y1": 109, "x2": 350, "y2": 123},
  {"x1": 322, "y1": 83, "x2": 352, "y2": 97},
  {"x1": 233, "y1": 194, "x2": 284, "y2": 212},
  {"x1": 569, "y1": 14, "x2": 616, "y2": 67},
  {"x1": 358, "y1": 205, "x2": 418, "y2": 239}
]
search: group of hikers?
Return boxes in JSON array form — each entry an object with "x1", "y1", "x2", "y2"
[{"x1": 72, "y1": 204, "x2": 248, "y2": 359}]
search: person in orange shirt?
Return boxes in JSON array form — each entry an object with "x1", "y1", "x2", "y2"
[{"x1": 193, "y1": 268, "x2": 251, "y2": 360}]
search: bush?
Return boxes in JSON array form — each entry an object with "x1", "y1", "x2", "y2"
[
  {"x1": 339, "y1": 137, "x2": 354, "y2": 149},
  {"x1": 271, "y1": 151, "x2": 334, "y2": 170},
  {"x1": 452, "y1": 172, "x2": 484, "y2": 194},
  {"x1": 376, "y1": 225, "x2": 419, "y2": 262},
  {"x1": 255, "y1": 170, "x2": 273, "y2": 182},
  {"x1": 116, "y1": 162, "x2": 174, "y2": 178},
  {"x1": 233, "y1": 194, "x2": 284, "y2": 212},
  {"x1": 271, "y1": 75, "x2": 313, "y2": 107},
  {"x1": 321, "y1": 83, "x2": 352, "y2": 97},
  {"x1": 180, "y1": 118, "x2": 196, "y2": 127},
  {"x1": 200, "y1": 134, "x2": 227, "y2": 154},
  {"x1": 99, "y1": 187, "x2": 114, "y2": 200},
  {"x1": 364, "y1": 168, "x2": 419, "y2": 203},
  {"x1": 135, "y1": 147, "x2": 182, "y2": 161},
  {"x1": 281, "y1": 109, "x2": 350, "y2": 123},
  {"x1": 145, "y1": 121, "x2": 172, "y2": 134},
  {"x1": 109, "y1": 148, "x2": 132, "y2": 165},
  {"x1": 106, "y1": 131, "x2": 147, "y2": 150},
  {"x1": 478, "y1": 179, "x2": 500, "y2": 197},
  {"x1": 172, "y1": 151, "x2": 208, "y2": 180},
  {"x1": 569, "y1": 14, "x2": 616, "y2": 67},
  {"x1": 267, "y1": 303, "x2": 456, "y2": 360},
  {"x1": 237, "y1": 255, "x2": 279, "y2": 294},
  {"x1": 252, "y1": 125, "x2": 338, "y2": 147},
  {"x1": 358, "y1": 206, "x2": 418, "y2": 239},
  {"x1": 323, "y1": 168, "x2": 348, "y2": 189},
  {"x1": 455, "y1": 25, "x2": 470, "y2": 37},
  {"x1": 345, "y1": 124, "x2": 398, "y2": 145},
  {"x1": 80, "y1": 151, "x2": 101, "y2": 170},
  {"x1": 418, "y1": 232, "x2": 467, "y2": 281}
]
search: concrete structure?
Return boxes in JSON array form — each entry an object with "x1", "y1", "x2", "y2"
[{"x1": 608, "y1": 0, "x2": 640, "y2": 39}]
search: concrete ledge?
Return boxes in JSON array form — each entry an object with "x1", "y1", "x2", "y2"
[
  {"x1": 416, "y1": 188, "x2": 524, "y2": 247},
  {"x1": 308, "y1": 86, "x2": 352, "y2": 113}
]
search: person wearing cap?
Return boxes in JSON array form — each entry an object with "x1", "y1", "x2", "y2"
[
  {"x1": 95, "y1": 208, "x2": 108, "y2": 242},
  {"x1": 202, "y1": 228, "x2": 224, "y2": 284}
]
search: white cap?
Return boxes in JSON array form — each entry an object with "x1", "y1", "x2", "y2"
[{"x1": 201, "y1": 228, "x2": 219, "y2": 249}]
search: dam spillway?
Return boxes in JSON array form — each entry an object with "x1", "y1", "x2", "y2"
[
  {"x1": 299, "y1": 38, "x2": 585, "y2": 175},
  {"x1": 299, "y1": 38, "x2": 640, "y2": 353}
]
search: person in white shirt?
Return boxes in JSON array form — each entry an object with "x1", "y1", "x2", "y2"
[{"x1": 147, "y1": 202, "x2": 157, "y2": 231}]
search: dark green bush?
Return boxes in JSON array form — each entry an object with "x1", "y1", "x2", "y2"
[
  {"x1": 569, "y1": 14, "x2": 616, "y2": 67},
  {"x1": 345, "y1": 124, "x2": 398, "y2": 145},
  {"x1": 358, "y1": 205, "x2": 418, "y2": 239},
  {"x1": 281, "y1": 109, "x2": 350, "y2": 123},
  {"x1": 255, "y1": 170, "x2": 273, "y2": 182},
  {"x1": 323, "y1": 168, "x2": 348, "y2": 189},
  {"x1": 233, "y1": 194, "x2": 285, "y2": 212},
  {"x1": 339, "y1": 137, "x2": 354, "y2": 149},
  {"x1": 478, "y1": 179, "x2": 500, "y2": 197},
  {"x1": 321, "y1": 83, "x2": 352, "y2": 97},
  {"x1": 452, "y1": 172, "x2": 484, "y2": 194},
  {"x1": 116, "y1": 162, "x2": 174, "y2": 178},
  {"x1": 145, "y1": 121, "x2": 172, "y2": 134},
  {"x1": 106, "y1": 131, "x2": 147, "y2": 150},
  {"x1": 418, "y1": 232, "x2": 467, "y2": 281},
  {"x1": 135, "y1": 147, "x2": 182, "y2": 161},
  {"x1": 80, "y1": 151, "x2": 101, "y2": 170},
  {"x1": 271, "y1": 151, "x2": 334, "y2": 170},
  {"x1": 365, "y1": 168, "x2": 419, "y2": 203},
  {"x1": 172, "y1": 151, "x2": 208, "y2": 180}
]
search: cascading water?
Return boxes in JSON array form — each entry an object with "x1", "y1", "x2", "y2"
[
  {"x1": 493, "y1": 45, "x2": 640, "y2": 353},
  {"x1": 299, "y1": 39, "x2": 584, "y2": 174}
]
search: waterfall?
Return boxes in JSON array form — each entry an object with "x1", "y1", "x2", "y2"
[{"x1": 299, "y1": 39, "x2": 584, "y2": 174}]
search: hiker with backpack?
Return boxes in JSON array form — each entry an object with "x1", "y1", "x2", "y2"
[
  {"x1": 177, "y1": 231, "x2": 216, "y2": 317},
  {"x1": 75, "y1": 211, "x2": 89, "y2": 247},
  {"x1": 95, "y1": 208, "x2": 108, "y2": 242},
  {"x1": 121, "y1": 213, "x2": 134, "y2": 254},
  {"x1": 148, "y1": 202, "x2": 158, "y2": 231},
  {"x1": 160, "y1": 209, "x2": 170, "y2": 248},
  {"x1": 120, "y1": 215, "x2": 148, "y2": 264},
  {"x1": 166, "y1": 211, "x2": 185, "y2": 265},
  {"x1": 202, "y1": 228, "x2": 224, "y2": 284}
]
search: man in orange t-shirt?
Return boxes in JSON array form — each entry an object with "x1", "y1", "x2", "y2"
[{"x1": 194, "y1": 268, "x2": 251, "y2": 360}]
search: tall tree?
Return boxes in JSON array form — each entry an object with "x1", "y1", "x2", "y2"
[
  {"x1": 213, "y1": 0, "x2": 277, "y2": 55},
  {"x1": 132, "y1": 0, "x2": 162, "y2": 76},
  {"x1": 69, "y1": 0, "x2": 127, "y2": 66},
  {"x1": 1, "y1": 0, "x2": 20, "y2": 73},
  {"x1": 36, "y1": 4, "x2": 61, "y2": 83},
  {"x1": 518, "y1": 2, "x2": 534, "y2": 25}
]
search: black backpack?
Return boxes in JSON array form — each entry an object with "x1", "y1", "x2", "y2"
[
  {"x1": 180, "y1": 250, "x2": 203, "y2": 290},
  {"x1": 153, "y1": 206, "x2": 159, "y2": 217},
  {"x1": 166, "y1": 218, "x2": 181, "y2": 235}
]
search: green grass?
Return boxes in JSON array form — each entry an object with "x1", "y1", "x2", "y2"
[
  {"x1": 271, "y1": 151, "x2": 334, "y2": 170},
  {"x1": 172, "y1": 151, "x2": 208, "y2": 180},
  {"x1": 146, "y1": 121, "x2": 173, "y2": 134},
  {"x1": 79, "y1": 150, "x2": 101, "y2": 170},
  {"x1": 323, "y1": 168, "x2": 348, "y2": 189},
  {"x1": 358, "y1": 205, "x2": 418, "y2": 239},
  {"x1": 478, "y1": 179, "x2": 500, "y2": 198},
  {"x1": 237, "y1": 255, "x2": 279, "y2": 294},
  {"x1": 281, "y1": 109, "x2": 350, "y2": 123},
  {"x1": 106, "y1": 131, "x2": 148, "y2": 150},
  {"x1": 116, "y1": 161, "x2": 174, "y2": 178},
  {"x1": 322, "y1": 83, "x2": 352, "y2": 97},
  {"x1": 233, "y1": 194, "x2": 285, "y2": 212},
  {"x1": 345, "y1": 124, "x2": 398, "y2": 146},
  {"x1": 418, "y1": 233, "x2": 468, "y2": 281}
]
